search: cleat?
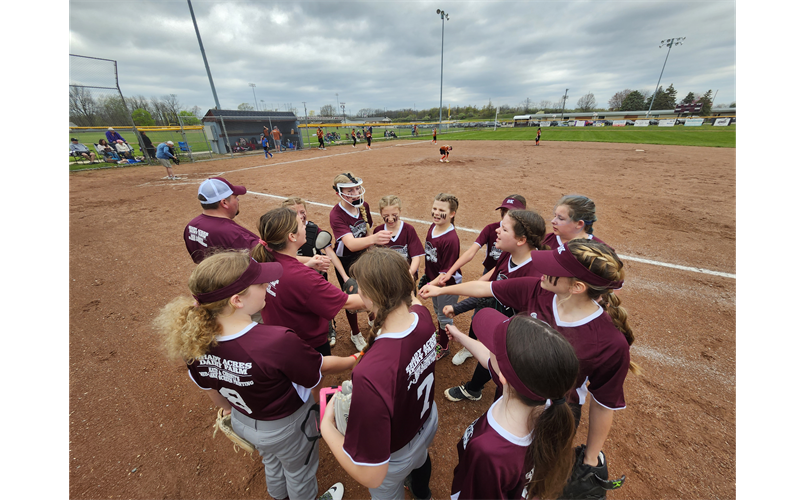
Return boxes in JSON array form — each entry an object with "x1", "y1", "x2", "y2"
[
  {"x1": 452, "y1": 347, "x2": 473, "y2": 366},
  {"x1": 444, "y1": 385, "x2": 482, "y2": 402}
]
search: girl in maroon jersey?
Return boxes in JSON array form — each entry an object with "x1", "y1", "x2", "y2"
[
  {"x1": 374, "y1": 195, "x2": 425, "y2": 280},
  {"x1": 155, "y1": 250, "x2": 354, "y2": 500},
  {"x1": 543, "y1": 194, "x2": 609, "y2": 250},
  {"x1": 329, "y1": 172, "x2": 393, "y2": 351},
  {"x1": 420, "y1": 240, "x2": 638, "y2": 478},
  {"x1": 446, "y1": 310, "x2": 579, "y2": 499},
  {"x1": 321, "y1": 247, "x2": 438, "y2": 500},
  {"x1": 252, "y1": 207, "x2": 368, "y2": 356}
]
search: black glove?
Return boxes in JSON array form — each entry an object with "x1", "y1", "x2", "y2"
[{"x1": 417, "y1": 274, "x2": 429, "y2": 291}]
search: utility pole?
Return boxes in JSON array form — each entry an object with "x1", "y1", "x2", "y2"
[
  {"x1": 302, "y1": 101, "x2": 310, "y2": 149},
  {"x1": 560, "y1": 89, "x2": 569, "y2": 121}
]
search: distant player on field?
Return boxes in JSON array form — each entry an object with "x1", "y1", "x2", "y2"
[{"x1": 439, "y1": 145, "x2": 452, "y2": 162}]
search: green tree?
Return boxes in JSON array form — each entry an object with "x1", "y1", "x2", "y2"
[
  {"x1": 237, "y1": 103, "x2": 254, "y2": 111},
  {"x1": 665, "y1": 84, "x2": 678, "y2": 108},
  {"x1": 620, "y1": 90, "x2": 646, "y2": 111},
  {"x1": 178, "y1": 110, "x2": 200, "y2": 125},
  {"x1": 131, "y1": 108, "x2": 156, "y2": 126},
  {"x1": 681, "y1": 92, "x2": 696, "y2": 104},
  {"x1": 699, "y1": 89, "x2": 713, "y2": 116},
  {"x1": 608, "y1": 90, "x2": 631, "y2": 111},
  {"x1": 576, "y1": 92, "x2": 596, "y2": 111}
]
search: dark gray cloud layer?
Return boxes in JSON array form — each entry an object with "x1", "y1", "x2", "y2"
[{"x1": 69, "y1": 1, "x2": 736, "y2": 115}]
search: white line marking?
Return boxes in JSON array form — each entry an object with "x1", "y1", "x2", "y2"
[{"x1": 246, "y1": 190, "x2": 735, "y2": 279}]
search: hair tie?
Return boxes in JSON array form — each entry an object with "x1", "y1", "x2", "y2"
[
  {"x1": 259, "y1": 239, "x2": 270, "y2": 249},
  {"x1": 192, "y1": 299, "x2": 199, "y2": 308},
  {"x1": 551, "y1": 397, "x2": 566, "y2": 406}
]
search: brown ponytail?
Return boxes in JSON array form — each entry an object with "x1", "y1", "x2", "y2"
[{"x1": 251, "y1": 207, "x2": 298, "y2": 263}]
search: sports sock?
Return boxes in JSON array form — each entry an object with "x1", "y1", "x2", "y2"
[{"x1": 346, "y1": 311, "x2": 360, "y2": 336}]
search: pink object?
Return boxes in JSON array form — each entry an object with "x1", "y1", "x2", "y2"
[{"x1": 319, "y1": 386, "x2": 341, "y2": 421}]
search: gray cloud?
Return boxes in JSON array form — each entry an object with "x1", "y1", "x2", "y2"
[{"x1": 69, "y1": 0, "x2": 736, "y2": 115}]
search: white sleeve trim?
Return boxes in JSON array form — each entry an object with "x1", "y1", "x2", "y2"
[{"x1": 590, "y1": 392, "x2": 627, "y2": 411}]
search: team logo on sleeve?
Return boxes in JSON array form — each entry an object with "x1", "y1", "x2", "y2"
[
  {"x1": 424, "y1": 241, "x2": 438, "y2": 263},
  {"x1": 461, "y1": 418, "x2": 479, "y2": 450},
  {"x1": 349, "y1": 220, "x2": 368, "y2": 238}
]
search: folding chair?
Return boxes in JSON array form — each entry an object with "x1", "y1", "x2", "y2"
[
  {"x1": 178, "y1": 141, "x2": 194, "y2": 160},
  {"x1": 94, "y1": 144, "x2": 120, "y2": 163}
]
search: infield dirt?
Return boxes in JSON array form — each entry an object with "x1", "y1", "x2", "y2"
[{"x1": 69, "y1": 139, "x2": 735, "y2": 499}]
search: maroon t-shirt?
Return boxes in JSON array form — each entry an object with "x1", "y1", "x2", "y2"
[
  {"x1": 424, "y1": 223, "x2": 462, "y2": 285},
  {"x1": 329, "y1": 202, "x2": 374, "y2": 262},
  {"x1": 260, "y1": 252, "x2": 349, "y2": 348},
  {"x1": 475, "y1": 221, "x2": 503, "y2": 271},
  {"x1": 187, "y1": 323, "x2": 323, "y2": 420},
  {"x1": 184, "y1": 214, "x2": 261, "y2": 264},
  {"x1": 374, "y1": 221, "x2": 425, "y2": 265},
  {"x1": 486, "y1": 252, "x2": 542, "y2": 316},
  {"x1": 342, "y1": 304, "x2": 438, "y2": 465},
  {"x1": 450, "y1": 399, "x2": 532, "y2": 500},
  {"x1": 490, "y1": 278, "x2": 630, "y2": 409}
]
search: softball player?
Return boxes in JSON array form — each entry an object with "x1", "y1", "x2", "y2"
[
  {"x1": 321, "y1": 247, "x2": 438, "y2": 500},
  {"x1": 282, "y1": 197, "x2": 349, "y2": 347},
  {"x1": 446, "y1": 310, "x2": 579, "y2": 500},
  {"x1": 374, "y1": 195, "x2": 425, "y2": 280},
  {"x1": 434, "y1": 209, "x2": 549, "y2": 401},
  {"x1": 154, "y1": 250, "x2": 354, "y2": 500},
  {"x1": 543, "y1": 194, "x2": 609, "y2": 250},
  {"x1": 317, "y1": 127, "x2": 326, "y2": 150},
  {"x1": 424, "y1": 193, "x2": 462, "y2": 361},
  {"x1": 432, "y1": 127, "x2": 437, "y2": 144},
  {"x1": 252, "y1": 207, "x2": 368, "y2": 356},
  {"x1": 420, "y1": 239, "x2": 637, "y2": 474},
  {"x1": 351, "y1": 129, "x2": 357, "y2": 148},
  {"x1": 535, "y1": 126, "x2": 541, "y2": 146},
  {"x1": 261, "y1": 134, "x2": 273, "y2": 158},
  {"x1": 365, "y1": 126, "x2": 372, "y2": 149},
  {"x1": 439, "y1": 145, "x2": 452, "y2": 162},
  {"x1": 329, "y1": 172, "x2": 393, "y2": 351}
]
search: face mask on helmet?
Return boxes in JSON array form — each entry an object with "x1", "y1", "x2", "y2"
[{"x1": 334, "y1": 174, "x2": 365, "y2": 207}]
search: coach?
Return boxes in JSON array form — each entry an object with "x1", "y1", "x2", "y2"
[{"x1": 156, "y1": 140, "x2": 178, "y2": 180}]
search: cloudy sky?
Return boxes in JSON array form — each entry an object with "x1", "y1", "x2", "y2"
[{"x1": 68, "y1": 0, "x2": 736, "y2": 116}]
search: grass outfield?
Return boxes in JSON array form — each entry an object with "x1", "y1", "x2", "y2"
[{"x1": 450, "y1": 124, "x2": 736, "y2": 148}]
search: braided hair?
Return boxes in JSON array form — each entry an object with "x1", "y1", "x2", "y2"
[
  {"x1": 349, "y1": 247, "x2": 415, "y2": 355},
  {"x1": 333, "y1": 172, "x2": 369, "y2": 224},
  {"x1": 565, "y1": 240, "x2": 640, "y2": 375},
  {"x1": 556, "y1": 195, "x2": 597, "y2": 235},
  {"x1": 506, "y1": 209, "x2": 549, "y2": 251}
]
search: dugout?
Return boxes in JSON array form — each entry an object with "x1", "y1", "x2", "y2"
[{"x1": 202, "y1": 109, "x2": 302, "y2": 153}]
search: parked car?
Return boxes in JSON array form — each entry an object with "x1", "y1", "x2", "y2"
[
  {"x1": 624, "y1": 120, "x2": 635, "y2": 126},
  {"x1": 550, "y1": 121, "x2": 558, "y2": 126},
  {"x1": 649, "y1": 119, "x2": 659, "y2": 125}
]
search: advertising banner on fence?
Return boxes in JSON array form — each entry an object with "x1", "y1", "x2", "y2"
[
  {"x1": 659, "y1": 119, "x2": 676, "y2": 127},
  {"x1": 575, "y1": 120, "x2": 586, "y2": 127},
  {"x1": 593, "y1": 121, "x2": 605, "y2": 127},
  {"x1": 635, "y1": 120, "x2": 650, "y2": 127},
  {"x1": 713, "y1": 118, "x2": 731, "y2": 126},
  {"x1": 612, "y1": 120, "x2": 627, "y2": 127},
  {"x1": 540, "y1": 121, "x2": 552, "y2": 127},
  {"x1": 684, "y1": 118, "x2": 704, "y2": 127}
]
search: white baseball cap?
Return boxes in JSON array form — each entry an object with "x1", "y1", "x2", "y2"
[{"x1": 198, "y1": 177, "x2": 247, "y2": 204}]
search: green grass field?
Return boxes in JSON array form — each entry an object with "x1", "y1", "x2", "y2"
[{"x1": 69, "y1": 123, "x2": 735, "y2": 171}]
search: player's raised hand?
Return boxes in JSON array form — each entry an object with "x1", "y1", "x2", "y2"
[
  {"x1": 373, "y1": 230, "x2": 393, "y2": 246},
  {"x1": 445, "y1": 324, "x2": 467, "y2": 343},
  {"x1": 442, "y1": 305, "x2": 455, "y2": 319}
]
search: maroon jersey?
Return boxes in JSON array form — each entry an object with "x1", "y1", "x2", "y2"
[
  {"x1": 342, "y1": 304, "x2": 438, "y2": 465},
  {"x1": 487, "y1": 252, "x2": 542, "y2": 316},
  {"x1": 260, "y1": 252, "x2": 349, "y2": 348},
  {"x1": 450, "y1": 398, "x2": 532, "y2": 500},
  {"x1": 187, "y1": 323, "x2": 323, "y2": 420},
  {"x1": 184, "y1": 214, "x2": 261, "y2": 264},
  {"x1": 374, "y1": 221, "x2": 425, "y2": 265},
  {"x1": 475, "y1": 221, "x2": 503, "y2": 271},
  {"x1": 542, "y1": 232, "x2": 609, "y2": 251},
  {"x1": 329, "y1": 202, "x2": 374, "y2": 261},
  {"x1": 490, "y1": 277, "x2": 630, "y2": 409},
  {"x1": 424, "y1": 223, "x2": 462, "y2": 285}
]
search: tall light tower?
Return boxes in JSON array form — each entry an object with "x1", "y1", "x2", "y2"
[
  {"x1": 436, "y1": 8, "x2": 449, "y2": 131},
  {"x1": 249, "y1": 83, "x2": 259, "y2": 110},
  {"x1": 647, "y1": 37, "x2": 685, "y2": 117},
  {"x1": 560, "y1": 89, "x2": 569, "y2": 121},
  {"x1": 340, "y1": 102, "x2": 346, "y2": 125}
]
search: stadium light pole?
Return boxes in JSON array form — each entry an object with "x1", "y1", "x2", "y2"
[
  {"x1": 249, "y1": 83, "x2": 258, "y2": 110},
  {"x1": 647, "y1": 37, "x2": 685, "y2": 117},
  {"x1": 436, "y1": 9, "x2": 449, "y2": 131},
  {"x1": 341, "y1": 102, "x2": 346, "y2": 125},
  {"x1": 187, "y1": 0, "x2": 221, "y2": 111}
]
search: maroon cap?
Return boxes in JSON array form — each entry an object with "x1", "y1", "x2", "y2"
[
  {"x1": 496, "y1": 197, "x2": 526, "y2": 211},
  {"x1": 193, "y1": 259, "x2": 282, "y2": 304},
  {"x1": 472, "y1": 309, "x2": 544, "y2": 401},
  {"x1": 530, "y1": 244, "x2": 623, "y2": 289}
]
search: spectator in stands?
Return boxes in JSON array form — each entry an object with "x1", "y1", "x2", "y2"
[
  {"x1": 115, "y1": 140, "x2": 135, "y2": 160},
  {"x1": 106, "y1": 127, "x2": 126, "y2": 144},
  {"x1": 140, "y1": 132, "x2": 156, "y2": 159},
  {"x1": 70, "y1": 138, "x2": 98, "y2": 163},
  {"x1": 97, "y1": 139, "x2": 121, "y2": 162}
]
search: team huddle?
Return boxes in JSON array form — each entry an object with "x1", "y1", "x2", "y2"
[{"x1": 155, "y1": 170, "x2": 636, "y2": 500}]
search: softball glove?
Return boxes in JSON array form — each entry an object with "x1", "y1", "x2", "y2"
[
  {"x1": 213, "y1": 408, "x2": 255, "y2": 456},
  {"x1": 333, "y1": 380, "x2": 353, "y2": 435}
]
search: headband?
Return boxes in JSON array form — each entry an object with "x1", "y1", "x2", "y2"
[
  {"x1": 192, "y1": 259, "x2": 282, "y2": 304},
  {"x1": 531, "y1": 244, "x2": 623, "y2": 289}
]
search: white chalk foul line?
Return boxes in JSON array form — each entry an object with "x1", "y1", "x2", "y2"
[{"x1": 246, "y1": 191, "x2": 735, "y2": 279}]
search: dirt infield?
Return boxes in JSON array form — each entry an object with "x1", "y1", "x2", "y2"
[{"x1": 69, "y1": 139, "x2": 735, "y2": 499}]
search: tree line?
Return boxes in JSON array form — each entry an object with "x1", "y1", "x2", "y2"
[{"x1": 69, "y1": 86, "x2": 203, "y2": 127}]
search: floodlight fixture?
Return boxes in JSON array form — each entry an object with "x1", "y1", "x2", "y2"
[{"x1": 647, "y1": 37, "x2": 686, "y2": 117}]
